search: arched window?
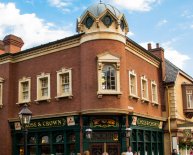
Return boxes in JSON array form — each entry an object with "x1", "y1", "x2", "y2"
[{"x1": 102, "y1": 65, "x2": 116, "y2": 90}]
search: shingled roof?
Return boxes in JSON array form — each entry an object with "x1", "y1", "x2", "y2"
[
  {"x1": 165, "y1": 59, "x2": 193, "y2": 84},
  {"x1": 165, "y1": 59, "x2": 179, "y2": 83}
]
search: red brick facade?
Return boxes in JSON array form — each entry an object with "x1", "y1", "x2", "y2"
[{"x1": 0, "y1": 3, "x2": 165, "y2": 155}]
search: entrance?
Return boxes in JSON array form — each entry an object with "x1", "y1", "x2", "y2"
[{"x1": 90, "y1": 143, "x2": 120, "y2": 155}]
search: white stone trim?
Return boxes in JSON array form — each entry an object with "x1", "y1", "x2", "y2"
[
  {"x1": 56, "y1": 68, "x2": 72, "y2": 99},
  {"x1": 17, "y1": 77, "x2": 31, "y2": 104},
  {"x1": 36, "y1": 72, "x2": 51, "y2": 102},
  {"x1": 151, "y1": 80, "x2": 158, "y2": 104},
  {"x1": 80, "y1": 31, "x2": 126, "y2": 44},
  {"x1": 129, "y1": 70, "x2": 138, "y2": 98},
  {"x1": 0, "y1": 78, "x2": 4, "y2": 108},
  {"x1": 141, "y1": 75, "x2": 149, "y2": 102},
  {"x1": 97, "y1": 53, "x2": 122, "y2": 98}
]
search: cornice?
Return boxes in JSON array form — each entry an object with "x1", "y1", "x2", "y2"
[
  {"x1": 8, "y1": 111, "x2": 80, "y2": 122},
  {"x1": 131, "y1": 112, "x2": 166, "y2": 121},
  {"x1": 81, "y1": 108, "x2": 132, "y2": 115},
  {"x1": 80, "y1": 31, "x2": 126, "y2": 44},
  {"x1": 126, "y1": 42, "x2": 160, "y2": 68},
  {"x1": 0, "y1": 35, "x2": 81, "y2": 64}
]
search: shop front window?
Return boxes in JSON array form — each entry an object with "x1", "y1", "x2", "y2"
[{"x1": 15, "y1": 129, "x2": 78, "y2": 155}]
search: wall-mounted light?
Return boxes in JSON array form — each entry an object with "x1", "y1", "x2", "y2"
[
  {"x1": 85, "y1": 128, "x2": 92, "y2": 140},
  {"x1": 125, "y1": 128, "x2": 132, "y2": 138}
]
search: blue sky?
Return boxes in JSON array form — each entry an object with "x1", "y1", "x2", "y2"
[{"x1": 0, "y1": 0, "x2": 193, "y2": 77}]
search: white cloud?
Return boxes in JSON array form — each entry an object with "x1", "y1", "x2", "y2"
[
  {"x1": 106, "y1": 0, "x2": 160, "y2": 12},
  {"x1": 191, "y1": 24, "x2": 193, "y2": 29},
  {"x1": 181, "y1": 10, "x2": 193, "y2": 19},
  {"x1": 0, "y1": 2, "x2": 73, "y2": 49},
  {"x1": 157, "y1": 19, "x2": 168, "y2": 27},
  {"x1": 162, "y1": 42, "x2": 190, "y2": 69},
  {"x1": 140, "y1": 41, "x2": 190, "y2": 69},
  {"x1": 127, "y1": 31, "x2": 134, "y2": 37},
  {"x1": 47, "y1": 0, "x2": 74, "y2": 12}
]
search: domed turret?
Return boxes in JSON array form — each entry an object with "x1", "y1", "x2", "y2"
[{"x1": 77, "y1": 2, "x2": 129, "y2": 44}]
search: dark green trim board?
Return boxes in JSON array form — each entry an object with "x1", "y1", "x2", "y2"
[{"x1": 129, "y1": 115, "x2": 164, "y2": 155}]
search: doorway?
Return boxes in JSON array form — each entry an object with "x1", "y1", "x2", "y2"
[{"x1": 90, "y1": 143, "x2": 120, "y2": 155}]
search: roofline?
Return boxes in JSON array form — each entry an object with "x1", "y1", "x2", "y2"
[
  {"x1": 14, "y1": 33, "x2": 84, "y2": 56},
  {"x1": 179, "y1": 70, "x2": 193, "y2": 82},
  {"x1": 126, "y1": 37, "x2": 161, "y2": 62},
  {"x1": 165, "y1": 59, "x2": 193, "y2": 83},
  {"x1": 0, "y1": 33, "x2": 84, "y2": 59}
]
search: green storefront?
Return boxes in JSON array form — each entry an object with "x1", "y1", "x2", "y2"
[
  {"x1": 82, "y1": 115, "x2": 128, "y2": 155},
  {"x1": 10, "y1": 116, "x2": 80, "y2": 155},
  {"x1": 10, "y1": 115, "x2": 164, "y2": 155},
  {"x1": 129, "y1": 115, "x2": 164, "y2": 155}
]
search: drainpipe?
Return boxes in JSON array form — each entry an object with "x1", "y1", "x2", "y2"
[{"x1": 166, "y1": 86, "x2": 172, "y2": 153}]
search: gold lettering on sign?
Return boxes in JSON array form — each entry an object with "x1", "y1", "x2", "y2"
[
  {"x1": 25, "y1": 118, "x2": 67, "y2": 129},
  {"x1": 91, "y1": 119, "x2": 118, "y2": 128},
  {"x1": 137, "y1": 117, "x2": 160, "y2": 128}
]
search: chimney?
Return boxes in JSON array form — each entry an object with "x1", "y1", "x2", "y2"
[
  {"x1": 147, "y1": 43, "x2": 152, "y2": 50},
  {"x1": 3, "y1": 34, "x2": 24, "y2": 53},
  {"x1": 148, "y1": 43, "x2": 166, "y2": 81},
  {"x1": 0, "y1": 41, "x2": 4, "y2": 54}
]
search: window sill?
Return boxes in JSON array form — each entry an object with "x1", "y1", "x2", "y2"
[
  {"x1": 152, "y1": 102, "x2": 159, "y2": 106},
  {"x1": 141, "y1": 98, "x2": 149, "y2": 103},
  {"x1": 34, "y1": 98, "x2": 51, "y2": 104},
  {"x1": 97, "y1": 91, "x2": 122, "y2": 98},
  {"x1": 0, "y1": 104, "x2": 3, "y2": 109},
  {"x1": 129, "y1": 94, "x2": 139, "y2": 100},
  {"x1": 55, "y1": 94, "x2": 73, "y2": 100},
  {"x1": 16, "y1": 100, "x2": 31, "y2": 105}
]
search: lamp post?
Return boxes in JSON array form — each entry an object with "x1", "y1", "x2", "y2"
[
  {"x1": 85, "y1": 128, "x2": 92, "y2": 154},
  {"x1": 18, "y1": 104, "x2": 32, "y2": 155},
  {"x1": 125, "y1": 128, "x2": 132, "y2": 147}
]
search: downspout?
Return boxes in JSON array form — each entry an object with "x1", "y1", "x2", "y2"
[{"x1": 166, "y1": 86, "x2": 172, "y2": 153}]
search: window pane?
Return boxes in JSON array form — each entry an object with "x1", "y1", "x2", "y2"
[
  {"x1": 41, "y1": 78, "x2": 48, "y2": 88},
  {"x1": 22, "y1": 81, "x2": 29, "y2": 100},
  {"x1": 152, "y1": 84, "x2": 157, "y2": 102},
  {"x1": 29, "y1": 136, "x2": 36, "y2": 144},
  {"x1": 102, "y1": 65, "x2": 116, "y2": 90},
  {"x1": 61, "y1": 73, "x2": 70, "y2": 93},
  {"x1": 56, "y1": 135, "x2": 64, "y2": 143},
  {"x1": 41, "y1": 136, "x2": 49, "y2": 144},
  {"x1": 187, "y1": 90, "x2": 193, "y2": 108},
  {"x1": 142, "y1": 80, "x2": 147, "y2": 99},
  {"x1": 55, "y1": 144, "x2": 64, "y2": 155},
  {"x1": 40, "y1": 78, "x2": 48, "y2": 97},
  {"x1": 130, "y1": 74, "x2": 136, "y2": 95}
]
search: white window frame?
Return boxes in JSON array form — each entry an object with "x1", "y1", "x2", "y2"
[
  {"x1": 141, "y1": 75, "x2": 149, "y2": 101},
  {"x1": 56, "y1": 68, "x2": 72, "y2": 99},
  {"x1": 0, "y1": 77, "x2": 4, "y2": 108},
  {"x1": 186, "y1": 90, "x2": 193, "y2": 109},
  {"x1": 36, "y1": 72, "x2": 50, "y2": 101},
  {"x1": 151, "y1": 81, "x2": 158, "y2": 104},
  {"x1": 17, "y1": 77, "x2": 31, "y2": 104},
  {"x1": 97, "y1": 53, "x2": 122, "y2": 98},
  {"x1": 129, "y1": 70, "x2": 138, "y2": 98}
]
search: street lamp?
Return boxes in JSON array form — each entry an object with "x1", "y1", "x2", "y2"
[
  {"x1": 18, "y1": 104, "x2": 32, "y2": 155},
  {"x1": 125, "y1": 128, "x2": 132, "y2": 147}
]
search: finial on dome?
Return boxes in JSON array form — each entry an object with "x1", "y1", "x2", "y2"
[{"x1": 100, "y1": 0, "x2": 102, "y2": 3}]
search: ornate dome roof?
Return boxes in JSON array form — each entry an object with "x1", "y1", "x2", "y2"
[
  {"x1": 77, "y1": 2, "x2": 129, "y2": 43},
  {"x1": 80, "y1": 3, "x2": 122, "y2": 19}
]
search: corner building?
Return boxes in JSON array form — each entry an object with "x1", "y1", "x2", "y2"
[{"x1": 0, "y1": 3, "x2": 165, "y2": 155}]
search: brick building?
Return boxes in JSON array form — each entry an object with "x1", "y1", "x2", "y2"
[{"x1": 0, "y1": 2, "x2": 166, "y2": 155}]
